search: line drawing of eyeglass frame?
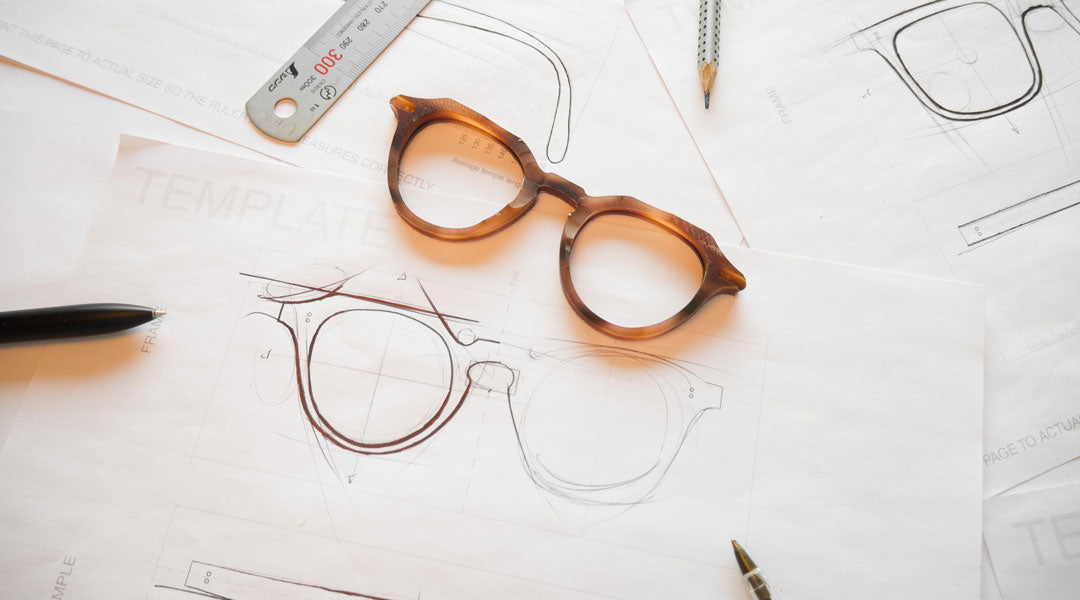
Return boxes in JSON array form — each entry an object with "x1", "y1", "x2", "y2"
[
  {"x1": 240, "y1": 267, "x2": 725, "y2": 508},
  {"x1": 850, "y1": 0, "x2": 1080, "y2": 121}
]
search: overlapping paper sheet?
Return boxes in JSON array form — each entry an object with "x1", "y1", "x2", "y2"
[
  {"x1": 0, "y1": 60, "x2": 268, "y2": 452},
  {"x1": 627, "y1": 0, "x2": 1080, "y2": 496},
  {"x1": 983, "y1": 455, "x2": 1080, "y2": 599},
  {"x1": 984, "y1": 479, "x2": 1080, "y2": 599},
  {"x1": 0, "y1": 138, "x2": 984, "y2": 599},
  {"x1": 0, "y1": 0, "x2": 742, "y2": 245}
]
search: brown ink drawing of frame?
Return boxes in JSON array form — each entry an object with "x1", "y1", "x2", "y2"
[{"x1": 386, "y1": 95, "x2": 747, "y2": 340}]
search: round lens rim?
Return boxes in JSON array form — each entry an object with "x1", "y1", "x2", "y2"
[
  {"x1": 559, "y1": 196, "x2": 745, "y2": 340},
  {"x1": 388, "y1": 95, "x2": 544, "y2": 241}
]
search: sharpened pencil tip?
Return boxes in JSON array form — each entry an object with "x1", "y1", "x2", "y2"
[{"x1": 704, "y1": 91, "x2": 711, "y2": 109}]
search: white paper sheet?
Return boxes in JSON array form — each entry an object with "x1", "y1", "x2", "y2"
[
  {"x1": 982, "y1": 542, "x2": 1005, "y2": 600},
  {"x1": 0, "y1": 138, "x2": 984, "y2": 599},
  {"x1": 984, "y1": 481, "x2": 1080, "y2": 599},
  {"x1": 0, "y1": 61, "x2": 265, "y2": 294},
  {"x1": 627, "y1": 0, "x2": 1080, "y2": 496},
  {"x1": 980, "y1": 457, "x2": 1080, "y2": 599},
  {"x1": 0, "y1": 0, "x2": 743, "y2": 245},
  {"x1": 0, "y1": 59, "x2": 267, "y2": 451},
  {"x1": 1015, "y1": 457, "x2": 1080, "y2": 493}
]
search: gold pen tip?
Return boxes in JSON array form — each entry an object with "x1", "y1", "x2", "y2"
[
  {"x1": 731, "y1": 538, "x2": 756, "y2": 575},
  {"x1": 153, "y1": 310, "x2": 167, "y2": 318}
]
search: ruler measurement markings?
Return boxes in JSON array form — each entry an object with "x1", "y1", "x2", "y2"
[{"x1": 248, "y1": 0, "x2": 430, "y2": 142}]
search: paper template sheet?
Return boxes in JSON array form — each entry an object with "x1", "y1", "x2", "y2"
[
  {"x1": 627, "y1": 0, "x2": 1080, "y2": 495},
  {"x1": 984, "y1": 455, "x2": 1080, "y2": 598},
  {"x1": 0, "y1": 138, "x2": 983, "y2": 599},
  {"x1": 1013, "y1": 456, "x2": 1080, "y2": 492},
  {"x1": 0, "y1": 0, "x2": 742, "y2": 245},
  {"x1": 0, "y1": 59, "x2": 270, "y2": 453},
  {"x1": 0, "y1": 59, "x2": 269, "y2": 453},
  {"x1": 0, "y1": 61, "x2": 267, "y2": 296},
  {"x1": 984, "y1": 481, "x2": 1080, "y2": 599}
]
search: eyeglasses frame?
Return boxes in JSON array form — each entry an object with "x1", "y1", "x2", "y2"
[{"x1": 385, "y1": 94, "x2": 746, "y2": 340}]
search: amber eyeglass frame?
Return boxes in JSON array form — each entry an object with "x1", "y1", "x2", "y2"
[{"x1": 386, "y1": 95, "x2": 747, "y2": 340}]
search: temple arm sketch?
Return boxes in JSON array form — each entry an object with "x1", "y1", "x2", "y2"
[
  {"x1": 414, "y1": 1, "x2": 575, "y2": 163},
  {"x1": 155, "y1": 560, "x2": 396, "y2": 599}
]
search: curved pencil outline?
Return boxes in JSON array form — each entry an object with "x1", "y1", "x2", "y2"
[
  {"x1": 507, "y1": 343, "x2": 722, "y2": 506},
  {"x1": 415, "y1": 1, "x2": 574, "y2": 163},
  {"x1": 306, "y1": 308, "x2": 458, "y2": 450},
  {"x1": 848, "y1": 0, "x2": 1080, "y2": 121}
]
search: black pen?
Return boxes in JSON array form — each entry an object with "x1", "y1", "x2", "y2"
[
  {"x1": 0, "y1": 303, "x2": 164, "y2": 343},
  {"x1": 732, "y1": 539, "x2": 775, "y2": 599}
]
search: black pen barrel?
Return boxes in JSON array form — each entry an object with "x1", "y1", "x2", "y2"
[{"x1": 0, "y1": 303, "x2": 159, "y2": 343}]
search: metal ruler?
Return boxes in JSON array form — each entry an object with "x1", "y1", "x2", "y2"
[{"x1": 246, "y1": 0, "x2": 430, "y2": 142}]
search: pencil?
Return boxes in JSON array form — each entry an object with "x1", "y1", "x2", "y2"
[{"x1": 697, "y1": 0, "x2": 720, "y2": 109}]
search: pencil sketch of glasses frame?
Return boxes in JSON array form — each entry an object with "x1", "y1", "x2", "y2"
[
  {"x1": 241, "y1": 268, "x2": 724, "y2": 507},
  {"x1": 851, "y1": 0, "x2": 1080, "y2": 121},
  {"x1": 511, "y1": 342, "x2": 723, "y2": 506},
  {"x1": 244, "y1": 269, "x2": 498, "y2": 456},
  {"x1": 386, "y1": 95, "x2": 747, "y2": 340}
]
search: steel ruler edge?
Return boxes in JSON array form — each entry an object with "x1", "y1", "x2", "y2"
[{"x1": 246, "y1": 0, "x2": 430, "y2": 143}]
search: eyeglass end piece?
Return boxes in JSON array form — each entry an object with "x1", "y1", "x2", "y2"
[
  {"x1": 390, "y1": 95, "x2": 416, "y2": 113},
  {"x1": 717, "y1": 263, "x2": 747, "y2": 292},
  {"x1": 726, "y1": 270, "x2": 746, "y2": 290}
]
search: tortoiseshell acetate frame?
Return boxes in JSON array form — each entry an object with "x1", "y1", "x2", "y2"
[{"x1": 386, "y1": 95, "x2": 747, "y2": 340}]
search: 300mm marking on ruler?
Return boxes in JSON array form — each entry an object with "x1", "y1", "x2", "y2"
[{"x1": 246, "y1": 0, "x2": 430, "y2": 143}]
